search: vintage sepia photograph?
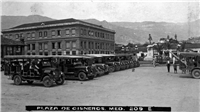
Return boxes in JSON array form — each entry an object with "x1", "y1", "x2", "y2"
[{"x1": 1, "y1": 0, "x2": 200, "y2": 112}]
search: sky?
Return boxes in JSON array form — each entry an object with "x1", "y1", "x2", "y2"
[{"x1": 1, "y1": 0, "x2": 200, "y2": 23}]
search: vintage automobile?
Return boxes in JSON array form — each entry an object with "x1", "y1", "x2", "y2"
[
  {"x1": 114, "y1": 54, "x2": 131, "y2": 70},
  {"x1": 3, "y1": 55, "x2": 65, "y2": 87},
  {"x1": 0, "y1": 58, "x2": 4, "y2": 71},
  {"x1": 86, "y1": 54, "x2": 110, "y2": 75},
  {"x1": 178, "y1": 52, "x2": 200, "y2": 79},
  {"x1": 55, "y1": 55, "x2": 96, "y2": 81}
]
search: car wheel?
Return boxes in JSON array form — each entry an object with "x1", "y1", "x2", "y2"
[
  {"x1": 116, "y1": 66, "x2": 120, "y2": 71},
  {"x1": 55, "y1": 76, "x2": 65, "y2": 85},
  {"x1": 192, "y1": 69, "x2": 200, "y2": 79},
  {"x1": 14, "y1": 75, "x2": 22, "y2": 85},
  {"x1": 43, "y1": 76, "x2": 53, "y2": 87},
  {"x1": 78, "y1": 72, "x2": 87, "y2": 81},
  {"x1": 27, "y1": 80, "x2": 34, "y2": 84}
]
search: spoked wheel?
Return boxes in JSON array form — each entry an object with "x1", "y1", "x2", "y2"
[
  {"x1": 116, "y1": 66, "x2": 120, "y2": 71},
  {"x1": 55, "y1": 76, "x2": 65, "y2": 85},
  {"x1": 27, "y1": 80, "x2": 34, "y2": 84},
  {"x1": 43, "y1": 76, "x2": 53, "y2": 87},
  {"x1": 13, "y1": 75, "x2": 22, "y2": 85},
  {"x1": 78, "y1": 72, "x2": 87, "y2": 81},
  {"x1": 111, "y1": 67, "x2": 115, "y2": 72},
  {"x1": 191, "y1": 69, "x2": 200, "y2": 79}
]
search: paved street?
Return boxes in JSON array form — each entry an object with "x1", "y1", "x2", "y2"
[{"x1": 1, "y1": 66, "x2": 200, "y2": 112}]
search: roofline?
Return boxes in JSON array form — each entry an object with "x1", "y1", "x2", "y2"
[{"x1": 2, "y1": 20, "x2": 115, "y2": 34}]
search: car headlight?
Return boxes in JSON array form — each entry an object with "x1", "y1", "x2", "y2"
[
  {"x1": 86, "y1": 67, "x2": 88, "y2": 72},
  {"x1": 60, "y1": 71, "x2": 64, "y2": 75}
]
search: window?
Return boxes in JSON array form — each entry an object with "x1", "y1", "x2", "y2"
[
  {"x1": 5, "y1": 35, "x2": 8, "y2": 38},
  {"x1": 32, "y1": 52, "x2": 35, "y2": 55},
  {"x1": 91, "y1": 42, "x2": 94, "y2": 49},
  {"x1": 52, "y1": 42, "x2": 55, "y2": 49},
  {"x1": 72, "y1": 41, "x2": 76, "y2": 48},
  {"x1": 72, "y1": 51, "x2": 76, "y2": 55},
  {"x1": 83, "y1": 29, "x2": 87, "y2": 35},
  {"x1": 44, "y1": 43, "x2": 48, "y2": 50},
  {"x1": 58, "y1": 52, "x2": 62, "y2": 55},
  {"x1": 44, "y1": 52, "x2": 48, "y2": 56},
  {"x1": 39, "y1": 32, "x2": 42, "y2": 37},
  {"x1": 80, "y1": 29, "x2": 83, "y2": 35},
  {"x1": 95, "y1": 43, "x2": 97, "y2": 49},
  {"x1": 66, "y1": 51, "x2": 70, "y2": 55},
  {"x1": 88, "y1": 42, "x2": 90, "y2": 49},
  {"x1": 57, "y1": 30, "x2": 61, "y2": 36},
  {"x1": 52, "y1": 30, "x2": 55, "y2": 36},
  {"x1": 27, "y1": 53, "x2": 30, "y2": 55},
  {"x1": 32, "y1": 44, "x2": 35, "y2": 50},
  {"x1": 84, "y1": 41, "x2": 86, "y2": 49},
  {"x1": 19, "y1": 33, "x2": 23, "y2": 39},
  {"x1": 27, "y1": 44, "x2": 30, "y2": 50},
  {"x1": 44, "y1": 31, "x2": 47, "y2": 37},
  {"x1": 58, "y1": 42, "x2": 61, "y2": 49},
  {"x1": 9, "y1": 34, "x2": 12, "y2": 39},
  {"x1": 72, "y1": 29, "x2": 76, "y2": 36},
  {"x1": 27, "y1": 33, "x2": 30, "y2": 39},
  {"x1": 98, "y1": 32, "x2": 100, "y2": 37},
  {"x1": 80, "y1": 41, "x2": 83, "y2": 48},
  {"x1": 91, "y1": 31, "x2": 94, "y2": 36},
  {"x1": 66, "y1": 41, "x2": 70, "y2": 48},
  {"x1": 39, "y1": 52, "x2": 43, "y2": 55},
  {"x1": 95, "y1": 32, "x2": 97, "y2": 37},
  {"x1": 16, "y1": 34, "x2": 19, "y2": 39},
  {"x1": 32, "y1": 32, "x2": 35, "y2": 39},
  {"x1": 66, "y1": 29, "x2": 70, "y2": 36},
  {"x1": 39, "y1": 43, "x2": 42, "y2": 50},
  {"x1": 52, "y1": 52, "x2": 56, "y2": 55}
]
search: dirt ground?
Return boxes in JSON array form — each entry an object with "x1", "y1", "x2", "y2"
[{"x1": 1, "y1": 66, "x2": 200, "y2": 112}]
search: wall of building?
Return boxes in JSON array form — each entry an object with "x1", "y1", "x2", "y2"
[{"x1": 2, "y1": 24, "x2": 115, "y2": 55}]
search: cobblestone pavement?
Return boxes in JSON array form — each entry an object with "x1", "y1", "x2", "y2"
[{"x1": 1, "y1": 66, "x2": 200, "y2": 112}]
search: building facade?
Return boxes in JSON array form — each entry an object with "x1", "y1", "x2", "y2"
[
  {"x1": 1, "y1": 36, "x2": 25, "y2": 58},
  {"x1": 2, "y1": 18, "x2": 115, "y2": 55}
]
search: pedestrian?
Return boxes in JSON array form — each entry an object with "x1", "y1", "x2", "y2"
[
  {"x1": 173, "y1": 63, "x2": 177, "y2": 73},
  {"x1": 173, "y1": 57, "x2": 177, "y2": 73},
  {"x1": 166, "y1": 57, "x2": 171, "y2": 72}
]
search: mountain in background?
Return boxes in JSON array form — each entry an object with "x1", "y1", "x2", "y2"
[
  {"x1": 1, "y1": 15, "x2": 200, "y2": 44},
  {"x1": 1, "y1": 15, "x2": 54, "y2": 30}
]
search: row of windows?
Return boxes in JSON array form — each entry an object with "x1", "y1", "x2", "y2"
[
  {"x1": 26, "y1": 50, "x2": 112, "y2": 56},
  {"x1": 80, "y1": 51, "x2": 112, "y2": 54},
  {"x1": 4, "y1": 28, "x2": 114, "y2": 41},
  {"x1": 80, "y1": 28, "x2": 114, "y2": 40},
  {"x1": 80, "y1": 41, "x2": 114, "y2": 50},
  {"x1": 27, "y1": 41, "x2": 77, "y2": 51},
  {"x1": 4, "y1": 29, "x2": 77, "y2": 40}
]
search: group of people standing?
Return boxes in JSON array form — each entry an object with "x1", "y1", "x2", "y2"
[{"x1": 152, "y1": 56, "x2": 178, "y2": 73}]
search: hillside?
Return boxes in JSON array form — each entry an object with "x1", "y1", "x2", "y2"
[
  {"x1": 1, "y1": 15, "x2": 54, "y2": 30},
  {"x1": 1, "y1": 15, "x2": 200, "y2": 44}
]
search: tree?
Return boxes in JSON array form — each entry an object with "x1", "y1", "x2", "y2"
[
  {"x1": 153, "y1": 43, "x2": 164, "y2": 56},
  {"x1": 148, "y1": 34, "x2": 152, "y2": 44}
]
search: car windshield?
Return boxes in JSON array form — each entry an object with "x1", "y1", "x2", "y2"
[{"x1": 42, "y1": 61, "x2": 52, "y2": 67}]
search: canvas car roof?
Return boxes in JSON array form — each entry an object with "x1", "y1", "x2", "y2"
[
  {"x1": 4, "y1": 55, "x2": 50, "y2": 59},
  {"x1": 179, "y1": 52, "x2": 200, "y2": 57}
]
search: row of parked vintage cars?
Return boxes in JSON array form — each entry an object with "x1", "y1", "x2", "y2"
[{"x1": 2, "y1": 54, "x2": 140, "y2": 87}]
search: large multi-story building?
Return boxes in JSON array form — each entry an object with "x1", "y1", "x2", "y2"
[{"x1": 2, "y1": 18, "x2": 115, "y2": 55}]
